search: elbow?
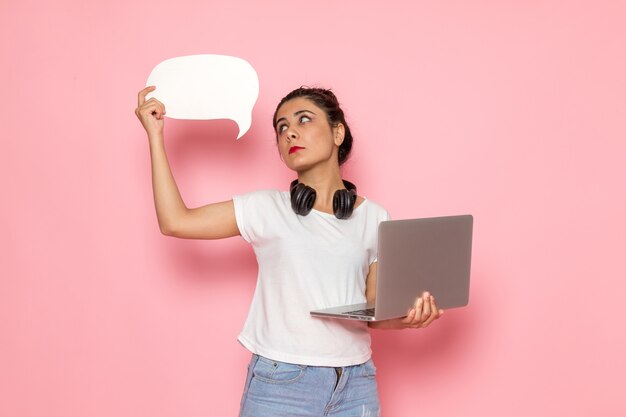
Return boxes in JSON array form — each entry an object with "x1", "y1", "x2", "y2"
[
  {"x1": 159, "y1": 224, "x2": 174, "y2": 236},
  {"x1": 158, "y1": 220, "x2": 178, "y2": 236},
  {"x1": 157, "y1": 209, "x2": 191, "y2": 237},
  {"x1": 157, "y1": 211, "x2": 188, "y2": 237}
]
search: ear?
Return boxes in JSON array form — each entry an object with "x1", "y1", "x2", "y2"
[{"x1": 333, "y1": 123, "x2": 345, "y2": 147}]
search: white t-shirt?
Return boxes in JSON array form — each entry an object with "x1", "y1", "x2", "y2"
[{"x1": 232, "y1": 189, "x2": 390, "y2": 366}]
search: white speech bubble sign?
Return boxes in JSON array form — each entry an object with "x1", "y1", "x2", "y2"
[{"x1": 146, "y1": 54, "x2": 259, "y2": 139}]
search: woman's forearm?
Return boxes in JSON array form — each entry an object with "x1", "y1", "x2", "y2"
[{"x1": 148, "y1": 133, "x2": 188, "y2": 234}]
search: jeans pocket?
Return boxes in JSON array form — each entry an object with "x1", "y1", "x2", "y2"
[
  {"x1": 253, "y1": 356, "x2": 307, "y2": 385},
  {"x1": 362, "y1": 359, "x2": 377, "y2": 378}
]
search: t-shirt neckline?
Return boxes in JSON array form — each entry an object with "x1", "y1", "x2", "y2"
[{"x1": 310, "y1": 198, "x2": 368, "y2": 217}]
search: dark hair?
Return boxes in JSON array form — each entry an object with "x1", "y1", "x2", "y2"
[{"x1": 273, "y1": 87, "x2": 353, "y2": 166}]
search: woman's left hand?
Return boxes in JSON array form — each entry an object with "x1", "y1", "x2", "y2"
[{"x1": 368, "y1": 292, "x2": 444, "y2": 330}]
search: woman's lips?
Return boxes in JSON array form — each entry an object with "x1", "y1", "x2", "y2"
[{"x1": 289, "y1": 146, "x2": 304, "y2": 154}]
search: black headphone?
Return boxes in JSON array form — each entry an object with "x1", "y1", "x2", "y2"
[{"x1": 289, "y1": 179, "x2": 357, "y2": 219}]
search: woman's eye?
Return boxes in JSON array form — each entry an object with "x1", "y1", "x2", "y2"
[
  {"x1": 278, "y1": 124, "x2": 287, "y2": 133},
  {"x1": 300, "y1": 115, "x2": 311, "y2": 123}
]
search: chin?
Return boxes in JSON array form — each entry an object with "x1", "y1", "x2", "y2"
[{"x1": 284, "y1": 159, "x2": 314, "y2": 173}]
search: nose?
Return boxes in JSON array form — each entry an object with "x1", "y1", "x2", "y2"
[{"x1": 285, "y1": 127, "x2": 298, "y2": 143}]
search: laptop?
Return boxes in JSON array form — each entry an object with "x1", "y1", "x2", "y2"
[{"x1": 310, "y1": 215, "x2": 473, "y2": 321}]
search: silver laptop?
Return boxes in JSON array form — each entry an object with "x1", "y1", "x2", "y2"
[{"x1": 310, "y1": 215, "x2": 473, "y2": 321}]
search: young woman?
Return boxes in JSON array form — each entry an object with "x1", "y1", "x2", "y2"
[{"x1": 135, "y1": 86, "x2": 443, "y2": 416}]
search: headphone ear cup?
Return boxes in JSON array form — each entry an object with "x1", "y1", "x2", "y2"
[
  {"x1": 290, "y1": 180, "x2": 316, "y2": 216},
  {"x1": 333, "y1": 188, "x2": 357, "y2": 219},
  {"x1": 332, "y1": 180, "x2": 357, "y2": 219}
]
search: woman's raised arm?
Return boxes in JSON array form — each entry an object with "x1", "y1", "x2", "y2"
[{"x1": 135, "y1": 86, "x2": 240, "y2": 240}]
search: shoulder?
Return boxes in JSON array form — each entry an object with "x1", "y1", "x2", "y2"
[
  {"x1": 233, "y1": 189, "x2": 290, "y2": 210},
  {"x1": 232, "y1": 189, "x2": 291, "y2": 243},
  {"x1": 361, "y1": 198, "x2": 391, "y2": 221},
  {"x1": 236, "y1": 188, "x2": 282, "y2": 197},
  {"x1": 234, "y1": 188, "x2": 283, "y2": 201}
]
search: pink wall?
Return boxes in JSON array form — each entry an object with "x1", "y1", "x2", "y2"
[{"x1": 2, "y1": 1, "x2": 625, "y2": 416}]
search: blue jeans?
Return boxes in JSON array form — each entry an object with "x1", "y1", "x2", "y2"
[{"x1": 239, "y1": 354, "x2": 381, "y2": 417}]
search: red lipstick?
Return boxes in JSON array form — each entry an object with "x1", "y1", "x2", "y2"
[{"x1": 289, "y1": 146, "x2": 304, "y2": 154}]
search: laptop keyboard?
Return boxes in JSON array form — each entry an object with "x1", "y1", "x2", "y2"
[{"x1": 344, "y1": 308, "x2": 376, "y2": 317}]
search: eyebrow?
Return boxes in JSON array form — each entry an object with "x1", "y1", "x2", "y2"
[{"x1": 275, "y1": 109, "x2": 317, "y2": 127}]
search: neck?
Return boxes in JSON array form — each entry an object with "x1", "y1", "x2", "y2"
[{"x1": 297, "y1": 163, "x2": 346, "y2": 212}]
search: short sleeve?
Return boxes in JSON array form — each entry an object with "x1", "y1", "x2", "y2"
[
  {"x1": 232, "y1": 194, "x2": 252, "y2": 243},
  {"x1": 233, "y1": 192, "x2": 258, "y2": 243},
  {"x1": 232, "y1": 189, "x2": 281, "y2": 244}
]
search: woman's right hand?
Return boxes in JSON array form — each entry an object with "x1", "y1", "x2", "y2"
[{"x1": 135, "y1": 86, "x2": 166, "y2": 137}]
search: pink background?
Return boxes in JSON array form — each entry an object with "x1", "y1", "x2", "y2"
[{"x1": 2, "y1": 1, "x2": 625, "y2": 416}]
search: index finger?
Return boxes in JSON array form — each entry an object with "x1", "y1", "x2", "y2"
[
  {"x1": 137, "y1": 86, "x2": 156, "y2": 106},
  {"x1": 401, "y1": 308, "x2": 416, "y2": 325}
]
